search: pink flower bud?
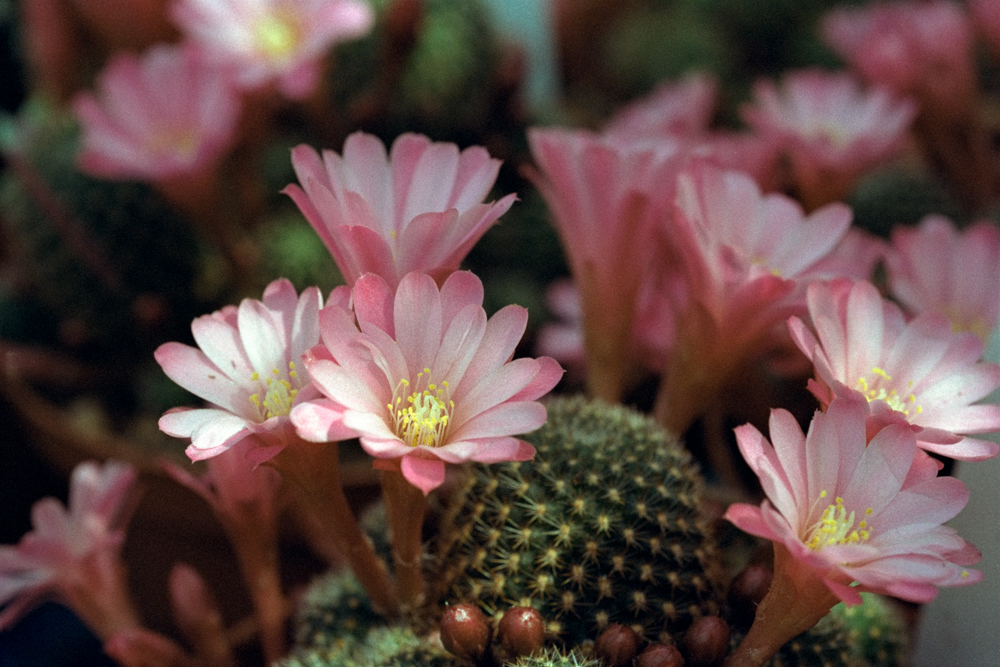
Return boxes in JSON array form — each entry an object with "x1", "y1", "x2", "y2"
[
  {"x1": 439, "y1": 604, "x2": 491, "y2": 660},
  {"x1": 594, "y1": 623, "x2": 641, "y2": 667},
  {"x1": 498, "y1": 606, "x2": 545, "y2": 658},
  {"x1": 683, "y1": 616, "x2": 730, "y2": 667}
]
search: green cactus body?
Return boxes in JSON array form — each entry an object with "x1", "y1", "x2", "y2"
[
  {"x1": 508, "y1": 647, "x2": 600, "y2": 667},
  {"x1": 432, "y1": 396, "x2": 724, "y2": 646},
  {"x1": 281, "y1": 625, "x2": 461, "y2": 667},
  {"x1": 292, "y1": 570, "x2": 388, "y2": 654}
]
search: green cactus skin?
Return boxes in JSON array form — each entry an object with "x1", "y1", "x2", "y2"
[
  {"x1": 291, "y1": 569, "x2": 388, "y2": 654},
  {"x1": 507, "y1": 647, "x2": 601, "y2": 667},
  {"x1": 280, "y1": 624, "x2": 461, "y2": 667},
  {"x1": 431, "y1": 396, "x2": 724, "y2": 647},
  {"x1": 829, "y1": 593, "x2": 908, "y2": 667}
]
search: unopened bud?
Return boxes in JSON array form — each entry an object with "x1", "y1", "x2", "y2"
[
  {"x1": 683, "y1": 616, "x2": 730, "y2": 667},
  {"x1": 637, "y1": 642, "x2": 685, "y2": 667},
  {"x1": 727, "y1": 563, "x2": 772, "y2": 630},
  {"x1": 498, "y1": 606, "x2": 545, "y2": 657},
  {"x1": 594, "y1": 623, "x2": 640, "y2": 666},
  {"x1": 439, "y1": 604, "x2": 491, "y2": 660}
]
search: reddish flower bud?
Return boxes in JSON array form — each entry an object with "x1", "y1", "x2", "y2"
[
  {"x1": 498, "y1": 606, "x2": 545, "y2": 657},
  {"x1": 683, "y1": 616, "x2": 730, "y2": 667},
  {"x1": 727, "y1": 562, "x2": 772, "y2": 630},
  {"x1": 439, "y1": 604, "x2": 491, "y2": 660},
  {"x1": 594, "y1": 623, "x2": 641, "y2": 667},
  {"x1": 637, "y1": 642, "x2": 686, "y2": 667}
]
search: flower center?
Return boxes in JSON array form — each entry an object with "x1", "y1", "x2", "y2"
[
  {"x1": 856, "y1": 366, "x2": 922, "y2": 416},
  {"x1": 255, "y1": 14, "x2": 300, "y2": 60},
  {"x1": 249, "y1": 362, "x2": 300, "y2": 420},
  {"x1": 805, "y1": 492, "x2": 873, "y2": 550},
  {"x1": 387, "y1": 368, "x2": 453, "y2": 448}
]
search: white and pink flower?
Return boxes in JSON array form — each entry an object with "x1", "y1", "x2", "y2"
[
  {"x1": 155, "y1": 278, "x2": 335, "y2": 463},
  {"x1": 285, "y1": 132, "x2": 516, "y2": 289},
  {"x1": 0, "y1": 460, "x2": 140, "y2": 636},
  {"x1": 886, "y1": 215, "x2": 1000, "y2": 341},
  {"x1": 726, "y1": 395, "x2": 981, "y2": 605},
  {"x1": 291, "y1": 270, "x2": 562, "y2": 494},
  {"x1": 73, "y1": 43, "x2": 240, "y2": 181},
  {"x1": 742, "y1": 69, "x2": 916, "y2": 207},
  {"x1": 171, "y1": 0, "x2": 373, "y2": 98},
  {"x1": 788, "y1": 278, "x2": 1000, "y2": 461},
  {"x1": 603, "y1": 72, "x2": 718, "y2": 140}
]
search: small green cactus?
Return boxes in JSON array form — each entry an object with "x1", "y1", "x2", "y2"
[
  {"x1": 830, "y1": 593, "x2": 908, "y2": 667},
  {"x1": 281, "y1": 625, "x2": 461, "y2": 667},
  {"x1": 292, "y1": 570, "x2": 387, "y2": 653},
  {"x1": 431, "y1": 396, "x2": 724, "y2": 647},
  {"x1": 507, "y1": 647, "x2": 601, "y2": 667}
]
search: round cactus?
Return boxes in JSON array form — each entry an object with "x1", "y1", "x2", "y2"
[
  {"x1": 829, "y1": 593, "x2": 908, "y2": 667},
  {"x1": 292, "y1": 569, "x2": 388, "y2": 654},
  {"x1": 280, "y1": 625, "x2": 460, "y2": 667},
  {"x1": 507, "y1": 647, "x2": 601, "y2": 667},
  {"x1": 431, "y1": 396, "x2": 725, "y2": 647}
]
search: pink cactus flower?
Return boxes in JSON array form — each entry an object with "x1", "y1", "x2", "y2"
[
  {"x1": 155, "y1": 278, "x2": 342, "y2": 463},
  {"x1": 284, "y1": 132, "x2": 516, "y2": 289},
  {"x1": 603, "y1": 72, "x2": 718, "y2": 140},
  {"x1": 291, "y1": 270, "x2": 563, "y2": 495},
  {"x1": 788, "y1": 278, "x2": 1000, "y2": 461},
  {"x1": 171, "y1": 0, "x2": 373, "y2": 98},
  {"x1": 73, "y1": 43, "x2": 240, "y2": 181},
  {"x1": 726, "y1": 395, "x2": 981, "y2": 605},
  {"x1": 526, "y1": 127, "x2": 690, "y2": 401},
  {"x1": 742, "y1": 69, "x2": 916, "y2": 208},
  {"x1": 802, "y1": 227, "x2": 888, "y2": 283},
  {"x1": 653, "y1": 165, "x2": 852, "y2": 432},
  {"x1": 886, "y1": 215, "x2": 1000, "y2": 341},
  {"x1": 821, "y1": 1, "x2": 976, "y2": 121},
  {"x1": 0, "y1": 460, "x2": 140, "y2": 636}
]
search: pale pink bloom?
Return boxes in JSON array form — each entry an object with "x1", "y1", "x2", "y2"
[
  {"x1": 788, "y1": 278, "x2": 1000, "y2": 461},
  {"x1": 971, "y1": 0, "x2": 1000, "y2": 55},
  {"x1": 822, "y1": 1, "x2": 976, "y2": 120},
  {"x1": 526, "y1": 127, "x2": 689, "y2": 400},
  {"x1": 803, "y1": 227, "x2": 888, "y2": 283},
  {"x1": 742, "y1": 69, "x2": 916, "y2": 206},
  {"x1": 155, "y1": 278, "x2": 341, "y2": 463},
  {"x1": 725, "y1": 395, "x2": 981, "y2": 604},
  {"x1": 73, "y1": 43, "x2": 240, "y2": 180},
  {"x1": 652, "y1": 165, "x2": 851, "y2": 432},
  {"x1": 886, "y1": 215, "x2": 1000, "y2": 341},
  {"x1": 291, "y1": 271, "x2": 563, "y2": 495},
  {"x1": 536, "y1": 279, "x2": 586, "y2": 380},
  {"x1": 603, "y1": 72, "x2": 718, "y2": 140},
  {"x1": 284, "y1": 132, "x2": 516, "y2": 289},
  {"x1": 688, "y1": 131, "x2": 782, "y2": 193},
  {"x1": 171, "y1": 0, "x2": 373, "y2": 98},
  {"x1": 0, "y1": 460, "x2": 138, "y2": 630}
]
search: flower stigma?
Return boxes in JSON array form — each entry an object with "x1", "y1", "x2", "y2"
[
  {"x1": 856, "y1": 366, "x2": 922, "y2": 415},
  {"x1": 248, "y1": 361, "x2": 301, "y2": 420},
  {"x1": 255, "y1": 14, "x2": 300, "y2": 60},
  {"x1": 387, "y1": 368, "x2": 454, "y2": 448},
  {"x1": 805, "y1": 492, "x2": 873, "y2": 550}
]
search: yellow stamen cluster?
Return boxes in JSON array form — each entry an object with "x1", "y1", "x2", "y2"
[
  {"x1": 248, "y1": 361, "x2": 300, "y2": 420},
  {"x1": 856, "y1": 366, "x2": 922, "y2": 415},
  {"x1": 255, "y1": 14, "x2": 300, "y2": 60},
  {"x1": 805, "y1": 491, "x2": 873, "y2": 550},
  {"x1": 387, "y1": 368, "x2": 454, "y2": 448}
]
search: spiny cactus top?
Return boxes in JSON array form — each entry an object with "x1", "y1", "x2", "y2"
[{"x1": 432, "y1": 395, "x2": 724, "y2": 646}]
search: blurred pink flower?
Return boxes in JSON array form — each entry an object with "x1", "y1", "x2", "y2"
[
  {"x1": 171, "y1": 0, "x2": 373, "y2": 98},
  {"x1": 654, "y1": 165, "x2": 852, "y2": 432},
  {"x1": 0, "y1": 460, "x2": 140, "y2": 635},
  {"x1": 285, "y1": 132, "x2": 516, "y2": 289},
  {"x1": 726, "y1": 395, "x2": 981, "y2": 605},
  {"x1": 886, "y1": 215, "x2": 1000, "y2": 341},
  {"x1": 291, "y1": 271, "x2": 562, "y2": 494},
  {"x1": 802, "y1": 227, "x2": 887, "y2": 283},
  {"x1": 788, "y1": 278, "x2": 1000, "y2": 461},
  {"x1": 73, "y1": 43, "x2": 240, "y2": 180},
  {"x1": 821, "y1": 1, "x2": 976, "y2": 121},
  {"x1": 742, "y1": 69, "x2": 915, "y2": 208},
  {"x1": 536, "y1": 279, "x2": 586, "y2": 380},
  {"x1": 526, "y1": 127, "x2": 688, "y2": 400},
  {"x1": 603, "y1": 72, "x2": 718, "y2": 140},
  {"x1": 155, "y1": 278, "x2": 339, "y2": 463}
]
